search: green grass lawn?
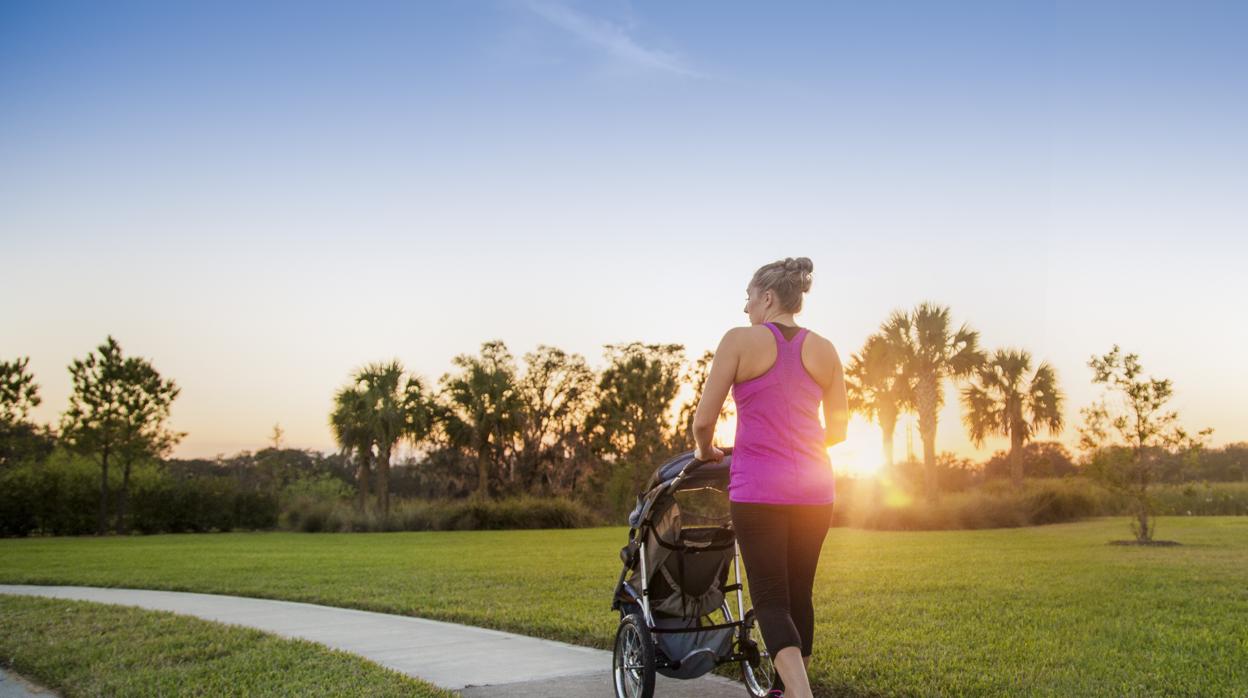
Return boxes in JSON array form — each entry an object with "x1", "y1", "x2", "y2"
[
  {"x1": 0, "y1": 595, "x2": 455, "y2": 697},
  {"x1": 2, "y1": 517, "x2": 1246, "y2": 696}
]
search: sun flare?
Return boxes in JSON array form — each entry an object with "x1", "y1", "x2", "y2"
[{"x1": 828, "y1": 416, "x2": 886, "y2": 478}]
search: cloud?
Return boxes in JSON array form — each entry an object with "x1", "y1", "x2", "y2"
[{"x1": 523, "y1": 0, "x2": 702, "y2": 78}]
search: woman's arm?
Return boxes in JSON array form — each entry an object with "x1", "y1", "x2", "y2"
[
  {"x1": 822, "y1": 342, "x2": 849, "y2": 446},
  {"x1": 692, "y1": 329, "x2": 740, "y2": 460}
]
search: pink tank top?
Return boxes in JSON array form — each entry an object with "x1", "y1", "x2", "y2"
[{"x1": 729, "y1": 323, "x2": 835, "y2": 505}]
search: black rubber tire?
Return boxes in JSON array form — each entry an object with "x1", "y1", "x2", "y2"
[
  {"x1": 739, "y1": 609, "x2": 775, "y2": 697},
  {"x1": 613, "y1": 612, "x2": 656, "y2": 698}
]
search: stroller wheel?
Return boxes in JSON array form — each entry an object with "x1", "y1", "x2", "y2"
[
  {"x1": 613, "y1": 612, "x2": 655, "y2": 698},
  {"x1": 739, "y1": 610, "x2": 775, "y2": 697}
]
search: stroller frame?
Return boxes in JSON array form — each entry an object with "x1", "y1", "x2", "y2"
[{"x1": 610, "y1": 449, "x2": 774, "y2": 698}]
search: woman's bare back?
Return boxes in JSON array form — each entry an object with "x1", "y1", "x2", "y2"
[{"x1": 733, "y1": 324, "x2": 841, "y2": 389}]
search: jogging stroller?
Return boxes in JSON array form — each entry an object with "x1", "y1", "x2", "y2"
[{"x1": 611, "y1": 448, "x2": 775, "y2": 698}]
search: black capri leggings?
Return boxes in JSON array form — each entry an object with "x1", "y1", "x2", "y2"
[{"x1": 730, "y1": 501, "x2": 835, "y2": 659}]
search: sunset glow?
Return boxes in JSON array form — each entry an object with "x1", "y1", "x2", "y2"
[
  {"x1": 829, "y1": 416, "x2": 887, "y2": 479},
  {"x1": 2, "y1": 3, "x2": 1244, "y2": 461}
]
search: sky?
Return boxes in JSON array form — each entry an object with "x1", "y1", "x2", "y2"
[{"x1": 2, "y1": 0, "x2": 1245, "y2": 470}]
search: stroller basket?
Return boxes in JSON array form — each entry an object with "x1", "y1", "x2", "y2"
[{"x1": 652, "y1": 616, "x2": 736, "y2": 679}]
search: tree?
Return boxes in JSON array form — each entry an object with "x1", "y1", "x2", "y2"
[
  {"x1": 1079, "y1": 345, "x2": 1211, "y2": 543},
  {"x1": 439, "y1": 341, "x2": 523, "y2": 498},
  {"x1": 961, "y1": 348, "x2": 1064, "y2": 488},
  {"x1": 1, "y1": 357, "x2": 53, "y2": 468},
  {"x1": 1, "y1": 357, "x2": 41, "y2": 426},
  {"x1": 881, "y1": 303, "x2": 984, "y2": 501},
  {"x1": 586, "y1": 342, "x2": 685, "y2": 509},
  {"x1": 60, "y1": 337, "x2": 184, "y2": 534},
  {"x1": 515, "y1": 345, "x2": 595, "y2": 493},
  {"x1": 982, "y1": 441, "x2": 1077, "y2": 480},
  {"x1": 354, "y1": 360, "x2": 433, "y2": 515},
  {"x1": 330, "y1": 384, "x2": 374, "y2": 511},
  {"x1": 845, "y1": 333, "x2": 912, "y2": 473}
]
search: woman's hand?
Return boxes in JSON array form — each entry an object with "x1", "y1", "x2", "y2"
[{"x1": 694, "y1": 445, "x2": 725, "y2": 463}]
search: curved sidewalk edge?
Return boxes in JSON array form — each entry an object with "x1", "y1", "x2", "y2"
[
  {"x1": 0, "y1": 667, "x2": 57, "y2": 698},
  {"x1": 0, "y1": 585, "x2": 744, "y2": 697}
]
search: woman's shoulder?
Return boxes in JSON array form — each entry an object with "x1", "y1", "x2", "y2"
[
  {"x1": 801, "y1": 328, "x2": 837, "y2": 354},
  {"x1": 798, "y1": 330, "x2": 843, "y2": 386},
  {"x1": 720, "y1": 324, "x2": 767, "y2": 341},
  {"x1": 721, "y1": 325, "x2": 839, "y2": 353},
  {"x1": 715, "y1": 326, "x2": 772, "y2": 360}
]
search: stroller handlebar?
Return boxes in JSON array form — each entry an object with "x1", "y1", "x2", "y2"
[{"x1": 680, "y1": 447, "x2": 733, "y2": 477}]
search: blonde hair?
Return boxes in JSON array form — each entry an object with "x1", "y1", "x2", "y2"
[{"x1": 749, "y1": 257, "x2": 814, "y2": 313}]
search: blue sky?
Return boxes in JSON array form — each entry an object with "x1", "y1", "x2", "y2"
[{"x1": 2, "y1": 1, "x2": 1245, "y2": 462}]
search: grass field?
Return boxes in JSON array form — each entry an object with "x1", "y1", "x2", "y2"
[
  {"x1": 0, "y1": 595, "x2": 454, "y2": 697},
  {"x1": 2, "y1": 517, "x2": 1246, "y2": 696}
]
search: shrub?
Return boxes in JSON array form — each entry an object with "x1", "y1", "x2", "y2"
[
  {"x1": 0, "y1": 448, "x2": 279, "y2": 536},
  {"x1": 0, "y1": 465, "x2": 38, "y2": 536},
  {"x1": 834, "y1": 477, "x2": 1120, "y2": 531},
  {"x1": 0, "y1": 449, "x2": 107, "y2": 536},
  {"x1": 277, "y1": 495, "x2": 603, "y2": 533},
  {"x1": 128, "y1": 466, "x2": 274, "y2": 534},
  {"x1": 1151, "y1": 481, "x2": 1248, "y2": 516},
  {"x1": 279, "y1": 474, "x2": 353, "y2": 532}
]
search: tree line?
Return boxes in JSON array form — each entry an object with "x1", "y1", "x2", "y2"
[
  {"x1": 0, "y1": 337, "x2": 712, "y2": 529},
  {"x1": 842, "y1": 303, "x2": 1215, "y2": 542},
  {"x1": 328, "y1": 341, "x2": 706, "y2": 517},
  {"x1": 0, "y1": 301, "x2": 1229, "y2": 540}
]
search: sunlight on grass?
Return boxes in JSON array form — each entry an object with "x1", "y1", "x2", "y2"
[{"x1": 2, "y1": 519, "x2": 1246, "y2": 695}]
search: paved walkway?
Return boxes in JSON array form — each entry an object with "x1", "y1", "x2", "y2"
[
  {"x1": 0, "y1": 586, "x2": 745, "y2": 697},
  {"x1": 0, "y1": 668, "x2": 56, "y2": 698}
]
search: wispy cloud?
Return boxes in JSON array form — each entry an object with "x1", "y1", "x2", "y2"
[{"x1": 523, "y1": 0, "x2": 703, "y2": 78}]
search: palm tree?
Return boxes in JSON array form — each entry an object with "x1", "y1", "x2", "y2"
[
  {"x1": 330, "y1": 384, "x2": 373, "y2": 512},
  {"x1": 845, "y1": 333, "x2": 912, "y2": 473},
  {"x1": 440, "y1": 341, "x2": 523, "y2": 498},
  {"x1": 882, "y1": 303, "x2": 984, "y2": 501},
  {"x1": 355, "y1": 360, "x2": 433, "y2": 516},
  {"x1": 962, "y1": 349, "x2": 1064, "y2": 488}
]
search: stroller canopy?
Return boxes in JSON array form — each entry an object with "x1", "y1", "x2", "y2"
[
  {"x1": 646, "y1": 451, "x2": 731, "y2": 490},
  {"x1": 628, "y1": 450, "x2": 732, "y2": 528}
]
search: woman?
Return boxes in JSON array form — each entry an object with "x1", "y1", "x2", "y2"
[{"x1": 691, "y1": 257, "x2": 847, "y2": 698}]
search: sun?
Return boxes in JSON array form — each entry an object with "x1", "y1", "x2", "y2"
[
  {"x1": 711, "y1": 411, "x2": 886, "y2": 479},
  {"x1": 827, "y1": 416, "x2": 886, "y2": 478}
]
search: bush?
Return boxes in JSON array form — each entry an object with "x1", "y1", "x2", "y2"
[
  {"x1": 0, "y1": 449, "x2": 107, "y2": 536},
  {"x1": 279, "y1": 474, "x2": 353, "y2": 532},
  {"x1": 1151, "y1": 482, "x2": 1248, "y2": 516},
  {"x1": 129, "y1": 471, "x2": 275, "y2": 534},
  {"x1": 234, "y1": 490, "x2": 280, "y2": 530},
  {"x1": 278, "y1": 495, "x2": 603, "y2": 533},
  {"x1": 833, "y1": 477, "x2": 1118, "y2": 530},
  {"x1": 0, "y1": 448, "x2": 279, "y2": 537},
  {"x1": 0, "y1": 465, "x2": 38, "y2": 536}
]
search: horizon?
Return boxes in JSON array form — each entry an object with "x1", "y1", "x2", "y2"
[{"x1": 3, "y1": 1, "x2": 1245, "y2": 466}]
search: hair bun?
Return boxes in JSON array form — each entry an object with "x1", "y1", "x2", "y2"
[
  {"x1": 749, "y1": 256, "x2": 814, "y2": 313},
  {"x1": 783, "y1": 257, "x2": 813, "y2": 292},
  {"x1": 783, "y1": 257, "x2": 814, "y2": 274}
]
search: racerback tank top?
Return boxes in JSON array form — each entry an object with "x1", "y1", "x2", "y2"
[{"x1": 729, "y1": 322, "x2": 836, "y2": 505}]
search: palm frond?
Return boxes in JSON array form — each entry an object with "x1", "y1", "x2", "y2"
[{"x1": 1027, "y1": 361, "x2": 1065, "y2": 436}]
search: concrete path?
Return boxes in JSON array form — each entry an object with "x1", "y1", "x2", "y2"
[
  {"x1": 0, "y1": 668, "x2": 56, "y2": 698},
  {"x1": 0, "y1": 585, "x2": 746, "y2": 697}
]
